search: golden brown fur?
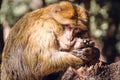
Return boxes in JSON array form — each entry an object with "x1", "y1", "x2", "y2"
[{"x1": 1, "y1": 1, "x2": 98, "y2": 80}]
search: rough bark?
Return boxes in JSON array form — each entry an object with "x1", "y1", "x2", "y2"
[{"x1": 61, "y1": 61, "x2": 120, "y2": 80}]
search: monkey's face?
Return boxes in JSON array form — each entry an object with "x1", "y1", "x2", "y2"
[
  {"x1": 48, "y1": 1, "x2": 89, "y2": 51},
  {"x1": 58, "y1": 24, "x2": 84, "y2": 51}
]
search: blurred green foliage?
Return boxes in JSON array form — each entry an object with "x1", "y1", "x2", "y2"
[
  {"x1": 90, "y1": 0, "x2": 109, "y2": 38},
  {"x1": 0, "y1": 0, "x2": 31, "y2": 27}
]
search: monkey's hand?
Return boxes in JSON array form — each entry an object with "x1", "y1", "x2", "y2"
[
  {"x1": 72, "y1": 47, "x2": 100, "y2": 62},
  {"x1": 74, "y1": 38, "x2": 95, "y2": 50}
]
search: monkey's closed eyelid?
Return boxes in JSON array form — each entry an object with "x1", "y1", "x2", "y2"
[
  {"x1": 62, "y1": 24, "x2": 73, "y2": 30},
  {"x1": 62, "y1": 24, "x2": 70, "y2": 27},
  {"x1": 62, "y1": 24, "x2": 79, "y2": 30}
]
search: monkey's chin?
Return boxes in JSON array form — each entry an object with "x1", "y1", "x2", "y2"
[
  {"x1": 59, "y1": 42, "x2": 72, "y2": 51},
  {"x1": 59, "y1": 47, "x2": 71, "y2": 51}
]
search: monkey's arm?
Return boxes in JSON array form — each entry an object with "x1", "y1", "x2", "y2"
[{"x1": 24, "y1": 49, "x2": 84, "y2": 77}]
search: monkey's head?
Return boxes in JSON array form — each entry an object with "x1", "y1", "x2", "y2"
[
  {"x1": 30, "y1": 1, "x2": 89, "y2": 51},
  {"x1": 47, "y1": 1, "x2": 89, "y2": 51}
]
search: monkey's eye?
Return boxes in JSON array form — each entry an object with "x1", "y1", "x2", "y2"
[
  {"x1": 74, "y1": 28, "x2": 81, "y2": 34},
  {"x1": 62, "y1": 24, "x2": 68, "y2": 29},
  {"x1": 62, "y1": 24, "x2": 72, "y2": 31},
  {"x1": 75, "y1": 30, "x2": 88, "y2": 38}
]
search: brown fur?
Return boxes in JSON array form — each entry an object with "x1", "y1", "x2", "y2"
[{"x1": 1, "y1": 1, "x2": 93, "y2": 80}]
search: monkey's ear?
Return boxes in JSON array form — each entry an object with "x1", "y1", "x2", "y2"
[
  {"x1": 51, "y1": 5, "x2": 61, "y2": 13},
  {"x1": 50, "y1": 1, "x2": 76, "y2": 25},
  {"x1": 50, "y1": 7, "x2": 76, "y2": 25},
  {"x1": 51, "y1": 1, "x2": 75, "y2": 19}
]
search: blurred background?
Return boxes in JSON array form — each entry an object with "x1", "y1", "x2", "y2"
[{"x1": 0, "y1": 0, "x2": 120, "y2": 64}]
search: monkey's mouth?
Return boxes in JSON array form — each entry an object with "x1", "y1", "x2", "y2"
[
  {"x1": 59, "y1": 40, "x2": 75, "y2": 51},
  {"x1": 64, "y1": 42, "x2": 74, "y2": 47}
]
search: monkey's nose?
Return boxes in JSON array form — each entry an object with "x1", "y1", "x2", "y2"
[{"x1": 66, "y1": 36, "x2": 73, "y2": 42}]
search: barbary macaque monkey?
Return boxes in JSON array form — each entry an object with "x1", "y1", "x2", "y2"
[{"x1": 1, "y1": 1, "x2": 99, "y2": 80}]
